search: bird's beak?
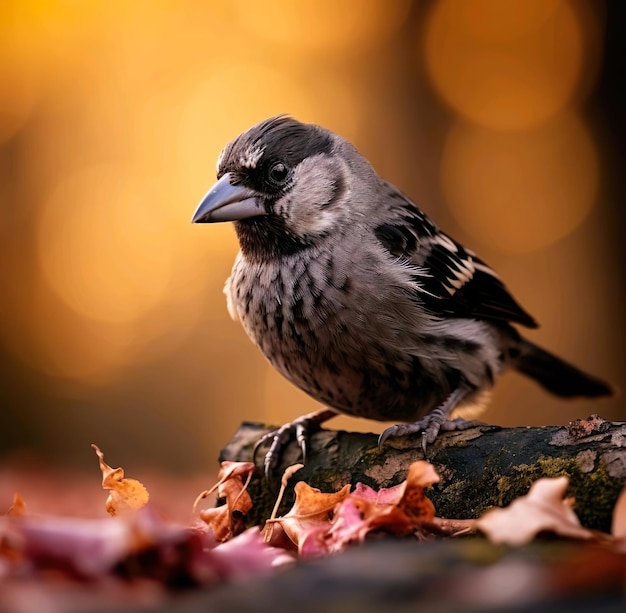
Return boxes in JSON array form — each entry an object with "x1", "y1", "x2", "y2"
[{"x1": 191, "y1": 173, "x2": 266, "y2": 223}]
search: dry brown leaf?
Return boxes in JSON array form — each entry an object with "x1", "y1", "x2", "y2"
[
  {"x1": 326, "y1": 461, "x2": 441, "y2": 549},
  {"x1": 91, "y1": 445, "x2": 149, "y2": 516},
  {"x1": 327, "y1": 496, "x2": 415, "y2": 553},
  {"x1": 197, "y1": 461, "x2": 254, "y2": 542},
  {"x1": 206, "y1": 462, "x2": 256, "y2": 494},
  {"x1": 397, "y1": 460, "x2": 440, "y2": 524},
  {"x1": 199, "y1": 505, "x2": 236, "y2": 543},
  {"x1": 476, "y1": 476, "x2": 594, "y2": 546},
  {"x1": 264, "y1": 482, "x2": 350, "y2": 553}
]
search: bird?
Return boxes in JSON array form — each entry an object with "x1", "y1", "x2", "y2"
[{"x1": 191, "y1": 115, "x2": 613, "y2": 477}]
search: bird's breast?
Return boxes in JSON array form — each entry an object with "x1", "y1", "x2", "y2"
[{"x1": 225, "y1": 250, "x2": 452, "y2": 421}]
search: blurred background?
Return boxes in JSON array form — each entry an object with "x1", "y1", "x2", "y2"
[{"x1": 0, "y1": 0, "x2": 624, "y2": 484}]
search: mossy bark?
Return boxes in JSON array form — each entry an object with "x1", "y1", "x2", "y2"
[{"x1": 220, "y1": 415, "x2": 626, "y2": 532}]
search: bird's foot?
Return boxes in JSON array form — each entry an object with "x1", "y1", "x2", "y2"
[
  {"x1": 379, "y1": 386, "x2": 478, "y2": 455},
  {"x1": 379, "y1": 416, "x2": 484, "y2": 456},
  {"x1": 253, "y1": 408, "x2": 337, "y2": 480}
]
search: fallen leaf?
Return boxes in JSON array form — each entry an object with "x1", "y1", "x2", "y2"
[
  {"x1": 476, "y1": 476, "x2": 595, "y2": 546},
  {"x1": 324, "y1": 497, "x2": 369, "y2": 552},
  {"x1": 397, "y1": 460, "x2": 440, "y2": 524},
  {"x1": 297, "y1": 523, "x2": 333, "y2": 558},
  {"x1": 351, "y1": 482, "x2": 406, "y2": 506},
  {"x1": 264, "y1": 482, "x2": 350, "y2": 554},
  {"x1": 324, "y1": 496, "x2": 413, "y2": 555},
  {"x1": 209, "y1": 527, "x2": 294, "y2": 580},
  {"x1": 1, "y1": 507, "x2": 291, "y2": 587},
  {"x1": 326, "y1": 462, "x2": 440, "y2": 551},
  {"x1": 91, "y1": 445, "x2": 149, "y2": 516},
  {"x1": 197, "y1": 461, "x2": 254, "y2": 542},
  {"x1": 297, "y1": 461, "x2": 442, "y2": 555},
  {"x1": 205, "y1": 462, "x2": 256, "y2": 493},
  {"x1": 2, "y1": 513, "x2": 138, "y2": 578}
]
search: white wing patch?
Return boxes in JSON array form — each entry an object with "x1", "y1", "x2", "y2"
[
  {"x1": 430, "y1": 234, "x2": 458, "y2": 253},
  {"x1": 439, "y1": 254, "x2": 476, "y2": 295},
  {"x1": 473, "y1": 260, "x2": 501, "y2": 279}
]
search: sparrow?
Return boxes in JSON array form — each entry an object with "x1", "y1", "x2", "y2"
[{"x1": 191, "y1": 115, "x2": 612, "y2": 476}]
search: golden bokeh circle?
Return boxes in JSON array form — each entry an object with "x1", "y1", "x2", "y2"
[
  {"x1": 37, "y1": 165, "x2": 174, "y2": 324},
  {"x1": 424, "y1": 0, "x2": 586, "y2": 130},
  {"x1": 440, "y1": 113, "x2": 598, "y2": 253},
  {"x1": 232, "y1": 0, "x2": 411, "y2": 51}
]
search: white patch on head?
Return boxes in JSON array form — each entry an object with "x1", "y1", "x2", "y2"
[{"x1": 238, "y1": 145, "x2": 265, "y2": 169}]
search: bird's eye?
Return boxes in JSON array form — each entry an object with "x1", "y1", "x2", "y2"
[{"x1": 269, "y1": 162, "x2": 289, "y2": 183}]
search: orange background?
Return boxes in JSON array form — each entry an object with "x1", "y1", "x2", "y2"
[{"x1": 0, "y1": 0, "x2": 623, "y2": 475}]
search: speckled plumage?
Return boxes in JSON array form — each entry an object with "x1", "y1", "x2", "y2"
[{"x1": 192, "y1": 115, "x2": 612, "y2": 471}]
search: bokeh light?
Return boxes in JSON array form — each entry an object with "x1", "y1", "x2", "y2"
[
  {"x1": 232, "y1": 0, "x2": 412, "y2": 51},
  {"x1": 440, "y1": 113, "x2": 598, "y2": 253},
  {"x1": 424, "y1": 0, "x2": 601, "y2": 130},
  {"x1": 38, "y1": 165, "x2": 174, "y2": 325},
  {"x1": 0, "y1": 266, "x2": 131, "y2": 386}
]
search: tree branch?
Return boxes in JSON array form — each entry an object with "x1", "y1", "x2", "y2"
[{"x1": 220, "y1": 415, "x2": 626, "y2": 532}]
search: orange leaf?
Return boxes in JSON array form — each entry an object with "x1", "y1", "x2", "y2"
[
  {"x1": 396, "y1": 460, "x2": 440, "y2": 524},
  {"x1": 264, "y1": 482, "x2": 350, "y2": 554},
  {"x1": 326, "y1": 461, "x2": 441, "y2": 551},
  {"x1": 197, "y1": 461, "x2": 254, "y2": 542},
  {"x1": 326, "y1": 496, "x2": 415, "y2": 553},
  {"x1": 91, "y1": 444, "x2": 149, "y2": 516}
]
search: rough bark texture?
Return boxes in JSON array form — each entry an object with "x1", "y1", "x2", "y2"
[{"x1": 220, "y1": 415, "x2": 626, "y2": 532}]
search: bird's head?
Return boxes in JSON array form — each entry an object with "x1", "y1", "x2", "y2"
[{"x1": 191, "y1": 115, "x2": 374, "y2": 259}]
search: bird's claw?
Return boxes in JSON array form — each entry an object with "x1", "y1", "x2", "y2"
[
  {"x1": 421, "y1": 432, "x2": 429, "y2": 456},
  {"x1": 253, "y1": 409, "x2": 336, "y2": 481},
  {"x1": 378, "y1": 416, "x2": 485, "y2": 457},
  {"x1": 378, "y1": 420, "x2": 441, "y2": 458}
]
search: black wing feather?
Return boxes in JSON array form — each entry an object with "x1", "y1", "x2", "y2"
[{"x1": 375, "y1": 187, "x2": 538, "y2": 328}]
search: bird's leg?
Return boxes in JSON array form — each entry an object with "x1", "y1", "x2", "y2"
[
  {"x1": 378, "y1": 386, "x2": 484, "y2": 454},
  {"x1": 254, "y1": 408, "x2": 338, "y2": 480}
]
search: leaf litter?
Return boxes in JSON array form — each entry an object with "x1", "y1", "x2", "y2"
[{"x1": 0, "y1": 443, "x2": 624, "y2": 605}]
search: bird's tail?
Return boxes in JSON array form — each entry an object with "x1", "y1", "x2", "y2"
[{"x1": 515, "y1": 339, "x2": 613, "y2": 398}]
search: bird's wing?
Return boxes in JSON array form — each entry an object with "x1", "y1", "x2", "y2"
[{"x1": 375, "y1": 185, "x2": 538, "y2": 328}]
